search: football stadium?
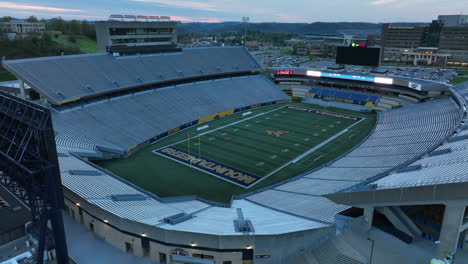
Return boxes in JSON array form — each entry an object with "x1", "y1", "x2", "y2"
[{"x1": 2, "y1": 33, "x2": 468, "y2": 264}]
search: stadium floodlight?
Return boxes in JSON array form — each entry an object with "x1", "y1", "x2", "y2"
[
  {"x1": 374, "y1": 77, "x2": 394, "y2": 85},
  {"x1": 242, "y1": 17, "x2": 250, "y2": 46},
  {"x1": 306, "y1": 70, "x2": 322, "y2": 77}
]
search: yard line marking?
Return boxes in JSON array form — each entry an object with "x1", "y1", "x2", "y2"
[
  {"x1": 248, "y1": 117, "x2": 366, "y2": 188},
  {"x1": 165, "y1": 105, "x2": 289, "y2": 149}
]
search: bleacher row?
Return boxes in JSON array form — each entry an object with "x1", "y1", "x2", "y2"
[
  {"x1": 246, "y1": 97, "x2": 462, "y2": 222},
  {"x1": 374, "y1": 82, "x2": 468, "y2": 190},
  {"x1": 53, "y1": 75, "x2": 289, "y2": 153},
  {"x1": 3, "y1": 47, "x2": 260, "y2": 105},
  {"x1": 307, "y1": 86, "x2": 381, "y2": 107}
]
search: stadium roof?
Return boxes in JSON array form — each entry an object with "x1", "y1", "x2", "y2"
[{"x1": 2, "y1": 47, "x2": 261, "y2": 105}]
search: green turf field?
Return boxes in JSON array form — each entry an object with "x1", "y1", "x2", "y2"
[{"x1": 96, "y1": 102, "x2": 376, "y2": 203}]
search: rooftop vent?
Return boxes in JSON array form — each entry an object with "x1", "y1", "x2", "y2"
[
  {"x1": 111, "y1": 194, "x2": 147, "y2": 202},
  {"x1": 112, "y1": 81, "x2": 120, "y2": 88},
  {"x1": 163, "y1": 213, "x2": 192, "y2": 225},
  {"x1": 448, "y1": 134, "x2": 468, "y2": 143},
  {"x1": 428, "y1": 148, "x2": 452, "y2": 157},
  {"x1": 234, "y1": 208, "x2": 254, "y2": 233},
  {"x1": 69, "y1": 170, "x2": 103, "y2": 176},
  {"x1": 397, "y1": 164, "x2": 422, "y2": 173},
  {"x1": 349, "y1": 183, "x2": 378, "y2": 192}
]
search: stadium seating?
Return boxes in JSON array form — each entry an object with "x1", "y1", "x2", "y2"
[
  {"x1": 3, "y1": 47, "x2": 261, "y2": 105},
  {"x1": 53, "y1": 75, "x2": 289, "y2": 153},
  {"x1": 373, "y1": 82, "x2": 468, "y2": 190},
  {"x1": 306, "y1": 87, "x2": 381, "y2": 107},
  {"x1": 246, "y1": 97, "x2": 461, "y2": 220}
]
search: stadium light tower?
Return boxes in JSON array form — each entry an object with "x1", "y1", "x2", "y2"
[{"x1": 242, "y1": 17, "x2": 250, "y2": 46}]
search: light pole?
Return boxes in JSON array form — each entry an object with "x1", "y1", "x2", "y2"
[
  {"x1": 367, "y1": 237, "x2": 375, "y2": 264},
  {"x1": 242, "y1": 17, "x2": 249, "y2": 46}
]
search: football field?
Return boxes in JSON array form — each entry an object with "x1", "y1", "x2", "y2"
[
  {"x1": 97, "y1": 103, "x2": 376, "y2": 203},
  {"x1": 155, "y1": 105, "x2": 362, "y2": 188}
]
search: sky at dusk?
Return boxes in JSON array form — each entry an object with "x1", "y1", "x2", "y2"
[{"x1": 0, "y1": 0, "x2": 466, "y2": 23}]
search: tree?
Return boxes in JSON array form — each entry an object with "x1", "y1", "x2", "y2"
[
  {"x1": 48, "y1": 17, "x2": 66, "y2": 32},
  {"x1": 81, "y1": 20, "x2": 96, "y2": 40},
  {"x1": 26, "y1": 16, "x2": 38, "y2": 23},
  {"x1": 0, "y1": 16, "x2": 12, "y2": 22},
  {"x1": 68, "y1": 20, "x2": 81, "y2": 35}
]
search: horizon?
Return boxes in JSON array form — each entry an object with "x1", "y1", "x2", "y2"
[
  {"x1": 1, "y1": 16, "x2": 436, "y2": 24},
  {"x1": 0, "y1": 0, "x2": 466, "y2": 24}
]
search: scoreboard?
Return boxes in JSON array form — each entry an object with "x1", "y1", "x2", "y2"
[{"x1": 336, "y1": 46, "x2": 381, "y2": 67}]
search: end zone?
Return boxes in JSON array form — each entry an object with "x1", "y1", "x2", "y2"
[{"x1": 153, "y1": 146, "x2": 261, "y2": 188}]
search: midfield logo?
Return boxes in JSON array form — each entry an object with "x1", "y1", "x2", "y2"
[{"x1": 265, "y1": 130, "x2": 289, "y2": 137}]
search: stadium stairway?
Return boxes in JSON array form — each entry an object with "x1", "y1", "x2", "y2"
[
  {"x1": 288, "y1": 236, "x2": 367, "y2": 264},
  {"x1": 291, "y1": 85, "x2": 311, "y2": 98},
  {"x1": 375, "y1": 96, "x2": 402, "y2": 110}
]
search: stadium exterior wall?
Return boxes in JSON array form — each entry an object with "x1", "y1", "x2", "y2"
[{"x1": 62, "y1": 188, "x2": 334, "y2": 264}]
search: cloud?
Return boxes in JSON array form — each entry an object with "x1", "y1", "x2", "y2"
[
  {"x1": 0, "y1": 2, "x2": 82, "y2": 12},
  {"x1": 170, "y1": 15, "x2": 221, "y2": 23},
  {"x1": 370, "y1": 0, "x2": 397, "y2": 5},
  {"x1": 132, "y1": 0, "x2": 217, "y2": 12}
]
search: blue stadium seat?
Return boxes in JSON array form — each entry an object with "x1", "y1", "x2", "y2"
[{"x1": 308, "y1": 87, "x2": 381, "y2": 106}]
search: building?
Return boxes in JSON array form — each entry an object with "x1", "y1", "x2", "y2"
[
  {"x1": 380, "y1": 24, "x2": 426, "y2": 62},
  {"x1": 301, "y1": 34, "x2": 369, "y2": 58},
  {"x1": 439, "y1": 26, "x2": 468, "y2": 65},
  {"x1": 95, "y1": 18, "x2": 178, "y2": 53},
  {"x1": 0, "y1": 20, "x2": 45, "y2": 34},
  {"x1": 438, "y1": 15, "x2": 468, "y2": 27},
  {"x1": 381, "y1": 17, "x2": 468, "y2": 66},
  {"x1": 402, "y1": 47, "x2": 451, "y2": 66}
]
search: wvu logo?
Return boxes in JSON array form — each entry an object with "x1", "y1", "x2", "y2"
[{"x1": 266, "y1": 130, "x2": 289, "y2": 138}]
